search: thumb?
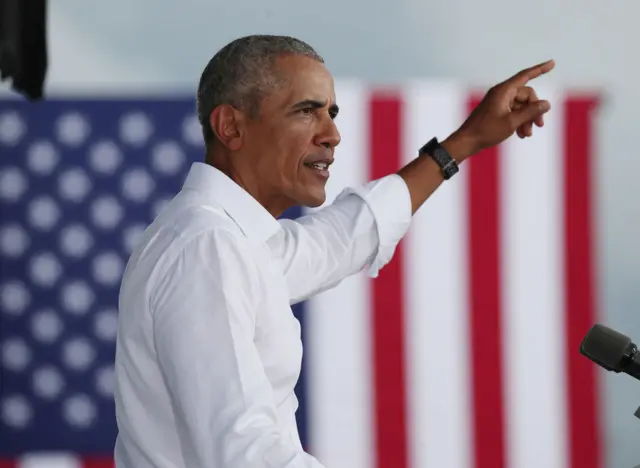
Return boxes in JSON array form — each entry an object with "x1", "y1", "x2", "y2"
[{"x1": 511, "y1": 100, "x2": 551, "y2": 127}]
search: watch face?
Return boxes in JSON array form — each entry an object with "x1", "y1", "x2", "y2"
[{"x1": 420, "y1": 140, "x2": 458, "y2": 179}]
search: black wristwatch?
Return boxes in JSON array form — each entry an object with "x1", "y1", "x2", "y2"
[{"x1": 418, "y1": 137, "x2": 459, "y2": 180}]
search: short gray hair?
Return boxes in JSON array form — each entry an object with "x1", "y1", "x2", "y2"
[{"x1": 196, "y1": 34, "x2": 324, "y2": 145}]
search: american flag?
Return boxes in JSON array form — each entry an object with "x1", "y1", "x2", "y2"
[{"x1": 0, "y1": 82, "x2": 602, "y2": 468}]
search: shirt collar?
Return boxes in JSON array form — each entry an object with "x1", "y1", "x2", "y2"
[{"x1": 181, "y1": 162, "x2": 283, "y2": 244}]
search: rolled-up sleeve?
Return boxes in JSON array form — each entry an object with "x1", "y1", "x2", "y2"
[
  {"x1": 151, "y1": 230, "x2": 325, "y2": 468},
  {"x1": 275, "y1": 174, "x2": 412, "y2": 304}
]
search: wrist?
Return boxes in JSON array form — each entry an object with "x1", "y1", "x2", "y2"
[{"x1": 441, "y1": 131, "x2": 477, "y2": 163}]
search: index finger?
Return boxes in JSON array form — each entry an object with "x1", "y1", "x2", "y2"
[{"x1": 504, "y1": 59, "x2": 555, "y2": 87}]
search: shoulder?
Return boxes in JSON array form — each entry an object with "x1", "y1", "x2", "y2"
[
  {"x1": 137, "y1": 194, "x2": 247, "y2": 261},
  {"x1": 122, "y1": 197, "x2": 255, "y2": 295},
  {"x1": 151, "y1": 209, "x2": 252, "y2": 276}
]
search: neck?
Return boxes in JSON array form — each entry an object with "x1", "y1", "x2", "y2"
[{"x1": 205, "y1": 152, "x2": 292, "y2": 219}]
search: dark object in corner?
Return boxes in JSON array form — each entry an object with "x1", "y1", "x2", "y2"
[{"x1": 0, "y1": 0, "x2": 47, "y2": 100}]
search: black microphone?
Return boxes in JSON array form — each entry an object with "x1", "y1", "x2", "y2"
[{"x1": 579, "y1": 324, "x2": 640, "y2": 381}]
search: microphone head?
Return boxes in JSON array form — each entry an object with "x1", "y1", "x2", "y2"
[{"x1": 580, "y1": 324, "x2": 633, "y2": 372}]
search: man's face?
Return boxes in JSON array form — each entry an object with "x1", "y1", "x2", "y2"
[{"x1": 242, "y1": 55, "x2": 341, "y2": 212}]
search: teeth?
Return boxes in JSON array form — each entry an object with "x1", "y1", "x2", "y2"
[{"x1": 309, "y1": 163, "x2": 328, "y2": 170}]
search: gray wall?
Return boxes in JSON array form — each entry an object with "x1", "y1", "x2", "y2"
[{"x1": 45, "y1": 1, "x2": 640, "y2": 466}]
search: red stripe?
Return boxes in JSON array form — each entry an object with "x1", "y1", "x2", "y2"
[
  {"x1": 82, "y1": 458, "x2": 115, "y2": 468},
  {"x1": 369, "y1": 91, "x2": 408, "y2": 468},
  {"x1": 0, "y1": 458, "x2": 115, "y2": 468},
  {"x1": 563, "y1": 96, "x2": 602, "y2": 468},
  {"x1": 466, "y1": 96, "x2": 506, "y2": 468}
]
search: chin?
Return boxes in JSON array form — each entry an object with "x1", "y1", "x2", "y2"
[{"x1": 297, "y1": 189, "x2": 326, "y2": 208}]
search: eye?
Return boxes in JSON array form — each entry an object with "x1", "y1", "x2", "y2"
[{"x1": 300, "y1": 107, "x2": 314, "y2": 115}]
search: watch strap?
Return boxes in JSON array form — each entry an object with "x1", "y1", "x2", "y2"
[{"x1": 418, "y1": 137, "x2": 459, "y2": 180}]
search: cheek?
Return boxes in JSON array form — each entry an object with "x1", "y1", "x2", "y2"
[
  {"x1": 288, "y1": 143, "x2": 310, "y2": 181},
  {"x1": 254, "y1": 141, "x2": 300, "y2": 186},
  {"x1": 261, "y1": 122, "x2": 314, "y2": 184},
  {"x1": 278, "y1": 135, "x2": 311, "y2": 178}
]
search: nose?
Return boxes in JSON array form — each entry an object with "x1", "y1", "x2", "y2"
[{"x1": 315, "y1": 116, "x2": 341, "y2": 150}]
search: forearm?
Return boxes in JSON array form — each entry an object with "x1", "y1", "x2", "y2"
[{"x1": 396, "y1": 131, "x2": 476, "y2": 215}]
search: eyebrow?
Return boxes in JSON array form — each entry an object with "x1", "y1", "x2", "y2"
[{"x1": 292, "y1": 99, "x2": 339, "y2": 116}]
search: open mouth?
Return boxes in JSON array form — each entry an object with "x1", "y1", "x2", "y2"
[
  {"x1": 304, "y1": 162, "x2": 331, "y2": 179},
  {"x1": 305, "y1": 162, "x2": 330, "y2": 171},
  {"x1": 305, "y1": 163, "x2": 329, "y2": 180}
]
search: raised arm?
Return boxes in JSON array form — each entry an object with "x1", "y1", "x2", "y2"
[
  {"x1": 274, "y1": 173, "x2": 412, "y2": 304},
  {"x1": 274, "y1": 60, "x2": 555, "y2": 304},
  {"x1": 151, "y1": 230, "x2": 325, "y2": 468}
]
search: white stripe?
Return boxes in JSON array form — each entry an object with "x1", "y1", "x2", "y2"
[
  {"x1": 305, "y1": 80, "x2": 374, "y2": 468},
  {"x1": 501, "y1": 87, "x2": 568, "y2": 468},
  {"x1": 20, "y1": 454, "x2": 81, "y2": 468},
  {"x1": 403, "y1": 83, "x2": 473, "y2": 468}
]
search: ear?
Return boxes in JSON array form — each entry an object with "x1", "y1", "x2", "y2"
[{"x1": 209, "y1": 104, "x2": 245, "y2": 151}]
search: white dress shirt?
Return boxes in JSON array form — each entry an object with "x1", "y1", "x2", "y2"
[{"x1": 113, "y1": 162, "x2": 412, "y2": 468}]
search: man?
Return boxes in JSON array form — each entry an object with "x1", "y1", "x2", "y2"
[{"x1": 113, "y1": 34, "x2": 553, "y2": 468}]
